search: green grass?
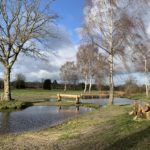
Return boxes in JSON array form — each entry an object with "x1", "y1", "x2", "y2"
[
  {"x1": 124, "y1": 93, "x2": 150, "y2": 102},
  {"x1": 1, "y1": 89, "x2": 100, "y2": 102},
  {"x1": 0, "y1": 105, "x2": 149, "y2": 150},
  {"x1": 0, "y1": 100, "x2": 32, "y2": 110}
]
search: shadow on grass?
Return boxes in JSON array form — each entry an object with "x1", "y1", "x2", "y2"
[{"x1": 104, "y1": 126, "x2": 150, "y2": 150}]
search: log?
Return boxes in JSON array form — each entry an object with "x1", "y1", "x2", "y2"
[{"x1": 145, "y1": 111, "x2": 150, "y2": 120}]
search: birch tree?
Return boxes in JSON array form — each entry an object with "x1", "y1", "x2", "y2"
[
  {"x1": 132, "y1": 22, "x2": 150, "y2": 97},
  {"x1": 0, "y1": 0, "x2": 57, "y2": 101},
  {"x1": 77, "y1": 44, "x2": 98, "y2": 93},
  {"x1": 83, "y1": 0, "x2": 146, "y2": 104}
]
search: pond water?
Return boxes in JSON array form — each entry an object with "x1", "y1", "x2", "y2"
[
  {"x1": 81, "y1": 97, "x2": 134, "y2": 106},
  {"x1": 0, "y1": 106, "x2": 93, "y2": 134}
]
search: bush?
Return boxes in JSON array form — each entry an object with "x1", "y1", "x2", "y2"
[
  {"x1": 15, "y1": 73, "x2": 26, "y2": 89},
  {"x1": 43, "y1": 79, "x2": 51, "y2": 90}
]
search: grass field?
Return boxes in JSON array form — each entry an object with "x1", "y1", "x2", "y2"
[
  {"x1": 0, "y1": 105, "x2": 149, "y2": 150},
  {"x1": 0, "y1": 89, "x2": 102, "y2": 102}
]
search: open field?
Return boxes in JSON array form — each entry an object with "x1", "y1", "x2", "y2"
[{"x1": 0, "y1": 105, "x2": 149, "y2": 150}]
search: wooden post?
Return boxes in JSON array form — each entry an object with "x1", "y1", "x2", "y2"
[
  {"x1": 80, "y1": 93, "x2": 83, "y2": 99},
  {"x1": 57, "y1": 94, "x2": 61, "y2": 102},
  {"x1": 58, "y1": 105, "x2": 62, "y2": 111},
  {"x1": 76, "y1": 96, "x2": 80, "y2": 104},
  {"x1": 76, "y1": 106, "x2": 79, "y2": 112}
]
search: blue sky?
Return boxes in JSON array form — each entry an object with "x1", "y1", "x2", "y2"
[{"x1": 52, "y1": 0, "x2": 85, "y2": 44}]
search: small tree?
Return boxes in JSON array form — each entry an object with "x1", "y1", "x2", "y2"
[
  {"x1": 15, "y1": 73, "x2": 26, "y2": 89},
  {"x1": 52, "y1": 80, "x2": 58, "y2": 89},
  {"x1": 124, "y1": 77, "x2": 139, "y2": 95},
  {"x1": 60, "y1": 61, "x2": 78, "y2": 91},
  {"x1": 43, "y1": 79, "x2": 51, "y2": 90}
]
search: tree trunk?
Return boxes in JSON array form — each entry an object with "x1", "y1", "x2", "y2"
[
  {"x1": 144, "y1": 58, "x2": 149, "y2": 97},
  {"x1": 64, "y1": 83, "x2": 67, "y2": 91},
  {"x1": 108, "y1": 10, "x2": 114, "y2": 105},
  {"x1": 3, "y1": 67, "x2": 11, "y2": 101},
  {"x1": 108, "y1": 53, "x2": 114, "y2": 105},
  {"x1": 89, "y1": 77, "x2": 92, "y2": 93},
  {"x1": 84, "y1": 75, "x2": 88, "y2": 93}
]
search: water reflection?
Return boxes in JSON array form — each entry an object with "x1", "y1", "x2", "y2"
[
  {"x1": 0, "y1": 106, "x2": 93, "y2": 134},
  {"x1": 58, "y1": 106, "x2": 80, "y2": 112}
]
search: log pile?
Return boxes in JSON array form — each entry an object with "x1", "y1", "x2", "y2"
[{"x1": 129, "y1": 102, "x2": 150, "y2": 120}]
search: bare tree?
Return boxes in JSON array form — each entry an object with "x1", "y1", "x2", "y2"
[
  {"x1": 0, "y1": 0, "x2": 57, "y2": 100},
  {"x1": 131, "y1": 20, "x2": 150, "y2": 97},
  {"x1": 83, "y1": 0, "x2": 147, "y2": 104},
  {"x1": 77, "y1": 44, "x2": 99, "y2": 93},
  {"x1": 60, "y1": 61, "x2": 78, "y2": 91}
]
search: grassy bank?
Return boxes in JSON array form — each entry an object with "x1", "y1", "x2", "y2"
[
  {"x1": 0, "y1": 105, "x2": 149, "y2": 150},
  {"x1": 0, "y1": 100, "x2": 32, "y2": 110},
  {"x1": 124, "y1": 93, "x2": 150, "y2": 102}
]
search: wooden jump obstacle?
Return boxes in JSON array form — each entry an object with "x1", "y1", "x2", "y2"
[
  {"x1": 80, "y1": 93, "x2": 109, "y2": 99},
  {"x1": 57, "y1": 94, "x2": 80, "y2": 104}
]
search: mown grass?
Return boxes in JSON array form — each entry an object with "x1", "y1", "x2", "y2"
[
  {"x1": 0, "y1": 105, "x2": 149, "y2": 150},
  {"x1": 3, "y1": 89, "x2": 101, "y2": 102}
]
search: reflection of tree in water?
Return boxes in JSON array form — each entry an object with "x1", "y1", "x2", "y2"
[
  {"x1": 76, "y1": 106, "x2": 79, "y2": 112},
  {"x1": 58, "y1": 106, "x2": 80, "y2": 112},
  {"x1": 0, "y1": 112, "x2": 10, "y2": 134}
]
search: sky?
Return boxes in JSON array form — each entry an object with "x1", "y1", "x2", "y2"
[{"x1": 0, "y1": 0, "x2": 85, "y2": 82}]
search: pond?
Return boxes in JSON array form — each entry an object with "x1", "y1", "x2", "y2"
[
  {"x1": 81, "y1": 97, "x2": 134, "y2": 105},
  {"x1": 0, "y1": 106, "x2": 93, "y2": 134}
]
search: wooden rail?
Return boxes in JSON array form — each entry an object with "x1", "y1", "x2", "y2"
[
  {"x1": 81, "y1": 93, "x2": 109, "y2": 99},
  {"x1": 57, "y1": 94, "x2": 80, "y2": 104}
]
